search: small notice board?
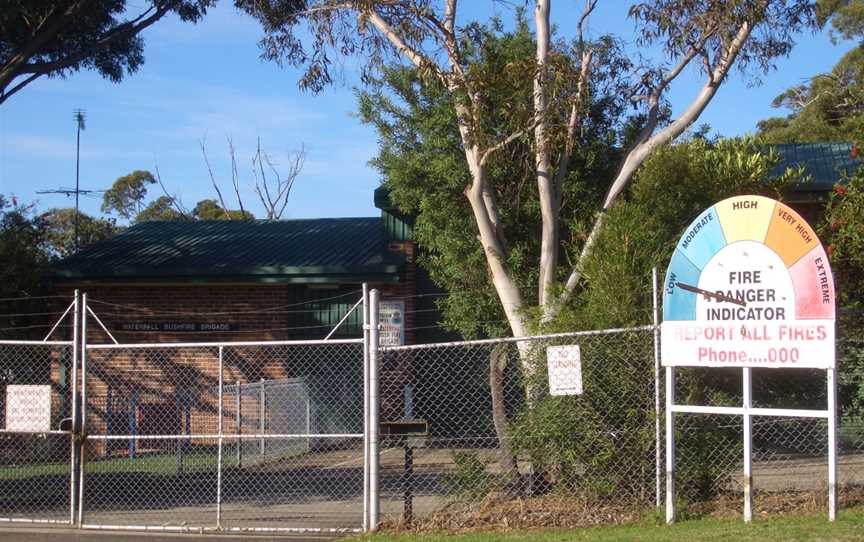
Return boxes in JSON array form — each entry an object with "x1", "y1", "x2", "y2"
[
  {"x1": 546, "y1": 345, "x2": 583, "y2": 396},
  {"x1": 379, "y1": 300, "x2": 405, "y2": 346},
  {"x1": 5, "y1": 385, "x2": 52, "y2": 433}
]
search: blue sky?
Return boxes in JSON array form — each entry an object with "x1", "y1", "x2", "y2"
[{"x1": 0, "y1": 2, "x2": 850, "y2": 222}]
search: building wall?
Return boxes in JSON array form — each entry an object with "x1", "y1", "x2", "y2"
[{"x1": 49, "y1": 242, "x2": 421, "y2": 456}]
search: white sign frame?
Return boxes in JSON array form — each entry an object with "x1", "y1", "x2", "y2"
[
  {"x1": 5, "y1": 385, "x2": 52, "y2": 433},
  {"x1": 546, "y1": 345, "x2": 583, "y2": 396}
]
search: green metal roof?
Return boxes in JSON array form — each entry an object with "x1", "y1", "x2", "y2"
[
  {"x1": 54, "y1": 217, "x2": 403, "y2": 283},
  {"x1": 772, "y1": 143, "x2": 860, "y2": 191}
]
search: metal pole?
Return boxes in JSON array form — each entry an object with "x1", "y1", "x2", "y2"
[
  {"x1": 70, "y1": 290, "x2": 79, "y2": 526},
  {"x1": 362, "y1": 283, "x2": 370, "y2": 532},
  {"x1": 828, "y1": 366, "x2": 838, "y2": 521},
  {"x1": 665, "y1": 365, "x2": 676, "y2": 524},
  {"x1": 77, "y1": 293, "x2": 88, "y2": 526},
  {"x1": 259, "y1": 379, "x2": 265, "y2": 455},
  {"x1": 235, "y1": 380, "x2": 241, "y2": 467},
  {"x1": 216, "y1": 347, "x2": 224, "y2": 529},
  {"x1": 652, "y1": 267, "x2": 661, "y2": 509},
  {"x1": 743, "y1": 367, "x2": 753, "y2": 523},
  {"x1": 369, "y1": 289, "x2": 380, "y2": 532},
  {"x1": 74, "y1": 113, "x2": 81, "y2": 252}
]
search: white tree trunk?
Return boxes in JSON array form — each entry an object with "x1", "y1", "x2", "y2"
[{"x1": 534, "y1": 0, "x2": 559, "y2": 310}]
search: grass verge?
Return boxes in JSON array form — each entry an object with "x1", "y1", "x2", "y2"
[{"x1": 362, "y1": 506, "x2": 864, "y2": 542}]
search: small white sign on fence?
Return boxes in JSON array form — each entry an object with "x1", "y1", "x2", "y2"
[
  {"x1": 5, "y1": 385, "x2": 51, "y2": 432},
  {"x1": 546, "y1": 345, "x2": 583, "y2": 396},
  {"x1": 379, "y1": 300, "x2": 405, "y2": 346}
]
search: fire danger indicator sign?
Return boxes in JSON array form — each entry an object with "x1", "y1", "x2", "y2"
[{"x1": 661, "y1": 195, "x2": 835, "y2": 369}]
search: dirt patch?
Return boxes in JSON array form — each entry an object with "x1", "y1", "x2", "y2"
[
  {"x1": 381, "y1": 493, "x2": 644, "y2": 533},
  {"x1": 381, "y1": 486, "x2": 864, "y2": 534}
]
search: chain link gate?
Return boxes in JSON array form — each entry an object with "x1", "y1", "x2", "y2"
[
  {"x1": 0, "y1": 293, "x2": 80, "y2": 527},
  {"x1": 79, "y1": 340, "x2": 367, "y2": 533}
]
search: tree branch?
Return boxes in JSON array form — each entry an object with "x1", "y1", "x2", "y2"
[
  {"x1": 556, "y1": 19, "x2": 754, "y2": 308},
  {"x1": 199, "y1": 139, "x2": 232, "y2": 220}
]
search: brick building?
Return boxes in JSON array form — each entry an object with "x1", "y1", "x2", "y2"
[{"x1": 48, "y1": 190, "x2": 450, "y2": 456}]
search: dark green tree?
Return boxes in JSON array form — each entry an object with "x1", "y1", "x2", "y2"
[
  {"x1": 192, "y1": 199, "x2": 254, "y2": 220},
  {"x1": 0, "y1": 0, "x2": 214, "y2": 105},
  {"x1": 41, "y1": 207, "x2": 118, "y2": 257},
  {"x1": 0, "y1": 196, "x2": 52, "y2": 339},
  {"x1": 134, "y1": 195, "x2": 186, "y2": 222}
]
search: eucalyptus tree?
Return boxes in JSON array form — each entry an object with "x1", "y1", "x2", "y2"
[{"x1": 244, "y1": 1, "x2": 817, "y2": 360}]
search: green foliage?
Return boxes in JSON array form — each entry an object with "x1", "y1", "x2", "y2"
[
  {"x1": 0, "y1": 196, "x2": 48, "y2": 299},
  {"x1": 192, "y1": 199, "x2": 255, "y2": 220},
  {"x1": 102, "y1": 170, "x2": 157, "y2": 220},
  {"x1": 357, "y1": 19, "x2": 627, "y2": 339},
  {"x1": 511, "y1": 332, "x2": 656, "y2": 500},
  {"x1": 135, "y1": 195, "x2": 186, "y2": 222},
  {"x1": 757, "y1": 47, "x2": 864, "y2": 143},
  {"x1": 758, "y1": 1, "x2": 864, "y2": 143},
  {"x1": 0, "y1": 196, "x2": 51, "y2": 339},
  {"x1": 818, "y1": 0, "x2": 864, "y2": 42},
  {"x1": 450, "y1": 451, "x2": 493, "y2": 500},
  {"x1": 0, "y1": 1, "x2": 213, "y2": 104},
  {"x1": 41, "y1": 207, "x2": 119, "y2": 257},
  {"x1": 820, "y1": 169, "x2": 864, "y2": 415},
  {"x1": 552, "y1": 137, "x2": 797, "y2": 332}
]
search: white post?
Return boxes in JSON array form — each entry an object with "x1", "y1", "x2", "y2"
[
  {"x1": 70, "y1": 290, "x2": 79, "y2": 526},
  {"x1": 362, "y1": 283, "x2": 370, "y2": 532},
  {"x1": 259, "y1": 378, "x2": 265, "y2": 455},
  {"x1": 743, "y1": 367, "x2": 753, "y2": 523},
  {"x1": 216, "y1": 346, "x2": 224, "y2": 528},
  {"x1": 652, "y1": 268, "x2": 661, "y2": 508},
  {"x1": 77, "y1": 292, "x2": 88, "y2": 527},
  {"x1": 235, "y1": 380, "x2": 241, "y2": 467},
  {"x1": 369, "y1": 289, "x2": 380, "y2": 532},
  {"x1": 828, "y1": 366, "x2": 838, "y2": 521},
  {"x1": 665, "y1": 365, "x2": 676, "y2": 524}
]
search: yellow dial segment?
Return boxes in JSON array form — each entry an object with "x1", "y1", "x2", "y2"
[{"x1": 715, "y1": 195, "x2": 775, "y2": 244}]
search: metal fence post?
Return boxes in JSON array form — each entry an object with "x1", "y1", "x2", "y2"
[
  {"x1": 369, "y1": 289, "x2": 380, "y2": 532},
  {"x1": 362, "y1": 283, "x2": 370, "y2": 532},
  {"x1": 665, "y1": 364, "x2": 676, "y2": 524},
  {"x1": 216, "y1": 346, "x2": 224, "y2": 529},
  {"x1": 828, "y1": 366, "x2": 838, "y2": 521},
  {"x1": 743, "y1": 367, "x2": 753, "y2": 523},
  {"x1": 652, "y1": 267, "x2": 661, "y2": 509},
  {"x1": 259, "y1": 378, "x2": 266, "y2": 455},
  {"x1": 77, "y1": 292, "x2": 89, "y2": 526},
  {"x1": 70, "y1": 290, "x2": 79, "y2": 526},
  {"x1": 235, "y1": 380, "x2": 241, "y2": 467}
]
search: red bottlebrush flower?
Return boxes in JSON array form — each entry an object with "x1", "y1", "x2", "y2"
[
  {"x1": 851, "y1": 146, "x2": 860, "y2": 158},
  {"x1": 834, "y1": 185, "x2": 848, "y2": 196}
]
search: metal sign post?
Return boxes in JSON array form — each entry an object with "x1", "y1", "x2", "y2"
[{"x1": 662, "y1": 195, "x2": 837, "y2": 523}]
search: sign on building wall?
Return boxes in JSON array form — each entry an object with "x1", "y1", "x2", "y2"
[
  {"x1": 546, "y1": 345, "x2": 583, "y2": 396},
  {"x1": 5, "y1": 385, "x2": 52, "y2": 432},
  {"x1": 662, "y1": 195, "x2": 835, "y2": 368},
  {"x1": 379, "y1": 300, "x2": 405, "y2": 346}
]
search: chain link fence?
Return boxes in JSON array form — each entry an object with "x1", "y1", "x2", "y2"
[
  {"x1": 377, "y1": 327, "x2": 658, "y2": 528},
  {"x1": 0, "y1": 295, "x2": 863, "y2": 533}
]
